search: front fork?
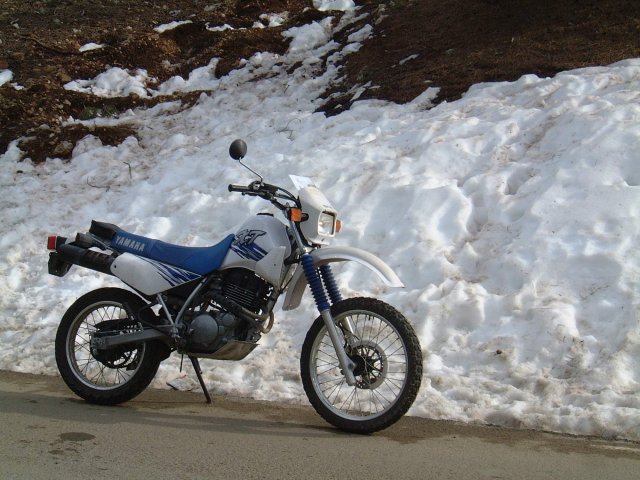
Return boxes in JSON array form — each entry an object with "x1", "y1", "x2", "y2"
[{"x1": 301, "y1": 254, "x2": 357, "y2": 386}]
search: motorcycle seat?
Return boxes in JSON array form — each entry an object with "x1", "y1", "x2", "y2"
[{"x1": 93, "y1": 220, "x2": 235, "y2": 276}]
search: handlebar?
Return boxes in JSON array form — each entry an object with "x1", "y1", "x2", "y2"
[{"x1": 227, "y1": 181, "x2": 300, "y2": 210}]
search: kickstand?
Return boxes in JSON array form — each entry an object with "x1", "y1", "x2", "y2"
[{"x1": 189, "y1": 356, "x2": 212, "y2": 404}]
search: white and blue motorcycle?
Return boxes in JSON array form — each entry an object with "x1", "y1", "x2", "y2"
[{"x1": 47, "y1": 139, "x2": 422, "y2": 433}]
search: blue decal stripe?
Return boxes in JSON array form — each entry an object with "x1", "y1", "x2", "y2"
[
  {"x1": 234, "y1": 246, "x2": 258, "y2": 261},
  {"x1": 248, "y1": 243, "x2": 268, "y2": 256},
  {"x1": 230, "y1": 245, "x2": 258, "y2": 261},
  {"x1": 138, "y1": 257, "x2": 200, "y2": 287},
  {"x1": 157, "y1": 262, "x2": 197, "y2": 283},
  {"x1": 230, "y1": 242, "x2": 268, "y2": 261},
  {"x1": 149, "y1": 260, "x2": 181, "y2": 287}
]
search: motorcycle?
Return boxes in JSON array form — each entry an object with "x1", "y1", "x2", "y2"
[{"x1": 46, "y1": 139, "x2": 423, "y2": 433}]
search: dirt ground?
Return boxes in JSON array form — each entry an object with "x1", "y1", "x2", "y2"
[{"x1": 1, "y1": 0, "x2": 639, "y2": 162}]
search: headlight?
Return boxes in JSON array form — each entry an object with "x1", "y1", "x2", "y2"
[
  {"x1": 297, "y1": 185, "x2": 338, "y2": 245},
  {"x1": 318, "y1": 212, "x2": 336, "y2": 236}
]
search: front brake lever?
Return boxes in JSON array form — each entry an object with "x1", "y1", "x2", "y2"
[{"x1": 249, "y1": 180, "x2": 263, "y2": 192}]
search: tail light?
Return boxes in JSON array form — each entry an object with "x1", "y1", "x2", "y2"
[{"x1": 47, "y1": 236, "x2": 58, "y2": 250}]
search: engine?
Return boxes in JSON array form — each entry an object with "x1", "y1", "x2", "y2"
[
  {"x1": 185, "y1": 268, "x2": 272, "y2": 354},
  {"x1": 220, "y1": 268, "x2": 272, "y2": 314},
  {"x1": 186, "y1": 311, "x2": 240, "y2": 353}
]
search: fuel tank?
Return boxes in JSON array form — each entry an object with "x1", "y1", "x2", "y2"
[{"x1": 220, "y1": 214, "x2": 292, "y2": 287}]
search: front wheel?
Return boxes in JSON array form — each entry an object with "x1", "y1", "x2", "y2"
[
  {"x1": 301, "y1": 298, "x2": 422, "y2": 433},
  {"x1": 55, "y1": 288, "x2": 164, "y2": 405}
]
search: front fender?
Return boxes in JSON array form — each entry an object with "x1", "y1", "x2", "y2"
[{"x1": 282, "y1": 246, "x2": 404, "y2": 311}]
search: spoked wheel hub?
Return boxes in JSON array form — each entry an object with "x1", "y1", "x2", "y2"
[
  {"x1": 91, "y1": 318, "x2": 141, "y2": 369},
  {"x1": 349, "y1": 340, "x2": 387, "y2": 389}
]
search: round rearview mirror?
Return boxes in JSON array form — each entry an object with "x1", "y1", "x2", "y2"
[{"x1": 229, "y1": 139, "x2": 247, "y2": 160}]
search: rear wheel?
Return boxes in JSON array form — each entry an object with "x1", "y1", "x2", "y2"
[
  {"x1": 55, "y1": 288, "x2": 164, "y2": 405},
  {"x1": 301, "y1": 297, "x2": 422, "y2": 433}
]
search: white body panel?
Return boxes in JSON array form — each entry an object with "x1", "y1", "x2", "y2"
[
  {"x1": 254, "y1": 246, "x2": 288, "y2": 288},
  {"x1": 220, "y1": 215, "x2": 292, "y2": 287},
  {"x1": 281, "y1": 246, "x2": 404, "y2": 311},
  {"x1": 111, "y1": 253, "x2": 201, "y2": 295}
]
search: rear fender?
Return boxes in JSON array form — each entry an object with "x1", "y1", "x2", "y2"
[{"x1": 282, "y1": 246, "x2": 403, "y2": 311}]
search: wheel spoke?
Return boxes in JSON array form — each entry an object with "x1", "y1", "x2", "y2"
[
  {"x1": 343, "y1": 387, "x2": 357, "y2": 412},
  {"x1": 318, "y1": 376, "x2": 343, "y2": 387},
  {"x1": 326, "y1": 378, "x2": 346, "y2": 404},
  {"x1": 384, "y1": 376, "x2": 404, "y2": 391},
  {"x1": 369, "y1": 388, "x2": 385, "y2": 410}
]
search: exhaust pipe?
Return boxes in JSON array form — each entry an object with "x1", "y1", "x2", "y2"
[{"x1": 50, "y1": 243, "x2": 116, "y2": 276}]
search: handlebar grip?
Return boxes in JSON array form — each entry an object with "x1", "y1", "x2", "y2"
[{"x1": 228, "y1": 184, "x2": 249, "y2": 193}]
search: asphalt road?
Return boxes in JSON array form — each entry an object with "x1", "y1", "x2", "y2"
[{"x1": 1, "y1": 370, "x2": 639, "y2": 480}]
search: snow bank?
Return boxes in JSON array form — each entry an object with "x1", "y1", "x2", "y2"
[
  {"x1": 78, "y1": 43, "x2": 105, "y2": 53},
  {"x1": 1, "y1": 9, "x2": 639, "y2": 440},
  {"x1": 0, "y1": 69, "x2": 13, "y2": 87},
  {"x1": 313, "y1": 0, "x2": 356, "y2": 12},
  {"x1": 154, "y1": 20, "x2": 192, "y2": 33},
  {"x1": 65, "y1": 67, "x2": 152, "y2": 98}
]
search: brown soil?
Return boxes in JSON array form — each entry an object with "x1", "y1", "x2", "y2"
[
  {"x1": 321, "y1": 0, "x2": 640, "y2": 114},
  {"x1": 1, "y1": 0, "x2": 639, "y2": 162}
]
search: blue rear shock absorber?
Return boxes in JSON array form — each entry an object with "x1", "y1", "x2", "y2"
[
  {"x1": 300, "y1": 254, "x2": 330, "y2": 312},
  {"x1": 319, "y1": 264, "x2": 343, "y2": 304}
]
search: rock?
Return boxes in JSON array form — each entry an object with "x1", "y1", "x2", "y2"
[
  {"x1": 53, "y1": 140, "x2": 74, "y2": 157},
  {"x1": 57, "y1": 70, "x2": 72, "y2": 83}
]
